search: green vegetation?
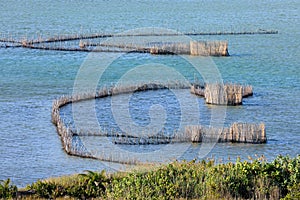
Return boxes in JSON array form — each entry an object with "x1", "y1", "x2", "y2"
[
  {"x1": 2, "y1": 155, "x2": 300, "y2": 199},
  {"x1": 0, "y1": 178, "x2": 17, "y2": 199}
]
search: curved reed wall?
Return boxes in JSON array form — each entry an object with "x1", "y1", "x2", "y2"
[
  {"x1": 52, "y1": 82, "x2": 190, "y2": 164},
  {"x1": 52, "y1": 81, "x2": 265, "y2": 164}
]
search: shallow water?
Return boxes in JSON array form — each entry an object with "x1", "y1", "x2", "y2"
[{"x1": 0, "y1": 0, "x2": 299, "y2": 187}]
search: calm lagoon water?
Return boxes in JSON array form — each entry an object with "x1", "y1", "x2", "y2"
[{"x1": 0, "y1": 0, "x2": 299, "y2": 186}]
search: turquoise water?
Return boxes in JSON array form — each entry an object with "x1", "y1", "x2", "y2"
[{"x1": 0, "y1": 0, "x2": 299, "y2": 187}]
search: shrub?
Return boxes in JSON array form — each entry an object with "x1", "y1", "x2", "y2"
[
  {"x1": 75, "y1": 170, "x2": 107, "y2": 198},
  {"x1": 28, "y1": 180, "x2": 65, "y2": 199},
  {"x1": 0, "y1": 179, "x2": 17, "y2": 199},
  {"x1": 24, "y1": 155, "x2": 300, "y2": 199}
]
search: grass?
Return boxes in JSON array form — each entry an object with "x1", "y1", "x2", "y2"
[{"x1": 2, "y1": 155, "x2": 297, "y2": 199}]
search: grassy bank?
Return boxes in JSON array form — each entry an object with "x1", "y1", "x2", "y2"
[{"x1": 2, "y1": 155, "x2": 299, "y2": 199}]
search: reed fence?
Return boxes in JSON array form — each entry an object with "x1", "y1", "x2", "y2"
[
  {"x1": 52, "y1": 81, "x2": 265, "y2": 164},
  {"x1": 191, "y1": 83, "x2": 253, "y2": 105},
  {"x1": 185, "y1": 123, "x2": 266, "y2": 143},
  {"x1": 0, "y1": 29, "x2": 278, "y2": 44},
  {"x1": 0, "y1": 29, "x2": 278, "y2": 55},
  {"x1": 190, "y1": 41, "x2": 229, "y2": 56}
]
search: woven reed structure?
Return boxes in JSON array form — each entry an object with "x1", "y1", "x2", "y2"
[
  {"x1": 190, "y1": 41, "x2": 229, "y2": 56},
  {"x1": 185, "y1": 123, "x2": 266, "y2": 144},
  {"x1": 148, "y1": 41, "x2": 229, "y2": 56},
  {"x1": 191, "y1": 83, "x2": 253, "y2": 105},
  {"x1": 0, "y1": 29, "x2": 278, "y2": 56},
  {"x1": 51, "y1": 81, "x2": 266, "y2": 164}
]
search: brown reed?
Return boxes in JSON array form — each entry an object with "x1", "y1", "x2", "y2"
[
  {"x1": 191, "y1": 83, "x2": 253, "y2": 105},
  {"x1": 51, "y1": 81, "x2": 265, "y2": 164},
  {"x1": 184, "y1": 123, "x2": 266, "y2": 143},
  {"x1": 52, "y1": 81, "x2": 190, "y2": 163},
  {"x1": 0, "y1": 29, "x2": 278, "y2": 45},
  {"x1": 190, "y1": 41, "x2": 229, "y2": 56},
  {"x1": 1, "y1": 31, "x2": 233, "y2": 56}
]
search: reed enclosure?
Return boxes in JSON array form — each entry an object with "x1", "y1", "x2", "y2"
[
  {"x1": 0, "y1": 29, "x2": 278, "y2": 44},
  {"x1": 51, "y1": 81, "x2": 266, "y2": 164},
  {"x1": 191, "y1": 83, "x2": 253, "y2": 105},
  {"x1": 190, "y1": 41, "x2": 229, "y2": 56},
  {"x1": 0, "y1": 29, "x2": 278, "y2": 55},
  {"x1": 185, "y1": 123, "x2": 266, "y2": 144},
  {"x1": 52, "y1": 81, "x2": 190, "y2": 164},
  {"x1": 106, "y1": 122, "x2": 266, "y2": 145}
]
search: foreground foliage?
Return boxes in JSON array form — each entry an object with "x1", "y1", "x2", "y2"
[
  {"x1": 104, "y1": 155, "x2": 300, "y2": 199},
  {"x1": 7, "y1": 155, "x2": 300, "y2": 199},
  {"x1": 0, "y1": 178, "x2": 17, "y2": 199}
]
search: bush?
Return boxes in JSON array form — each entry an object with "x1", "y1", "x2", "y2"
[
  {"x1": 28, "y1": 170, "x2": 108, "y2": 199},
  {"x1": 25, "y1": 155, "x2": 300, "y2": 199},
  {"x1": 75, "y1": 170, "x2": 107, "y2": 198},
  {"x1": 283, "y1": 182, "x2": 300, "y2": 200},
  {"x1": 0, "y1": 179, "x2": 17, "y2": 199},
  {"x1": 28, "y1": 180, "x2": 65, "y2": 199}
]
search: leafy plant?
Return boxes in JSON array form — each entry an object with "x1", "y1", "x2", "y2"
[
  {"x1": 28, "y1": 180, "x2": 65, "y2": 199},
  {"x1": 22, "y1": 155, "x2": 300, "y2": 199},
  {"x1": 76, "y1": 170, "x2": 107, "y2": 198},
  {"x1": 0, "y1": 179, "x2": 17, "y2": 199}
]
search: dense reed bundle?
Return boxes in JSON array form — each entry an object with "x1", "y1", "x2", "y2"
[
  {"x1": 185, "y1": 123, "x2": 266, "y2": 143},
  {"x1": 185, "y1": 125, "x2": 203, "y2": 142},
  {"x1": 191, "y1": 83, "x2": 253, "y2": 105},
  {"x1": 230, "y1": 122, "x2": 266, "y2": 143},
  {"x1": 190, "y1": 41, "x2": 229, "y2": 56},
  {"x1": 149, "y1": 42, "x2": 190, "y2": 55}
]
